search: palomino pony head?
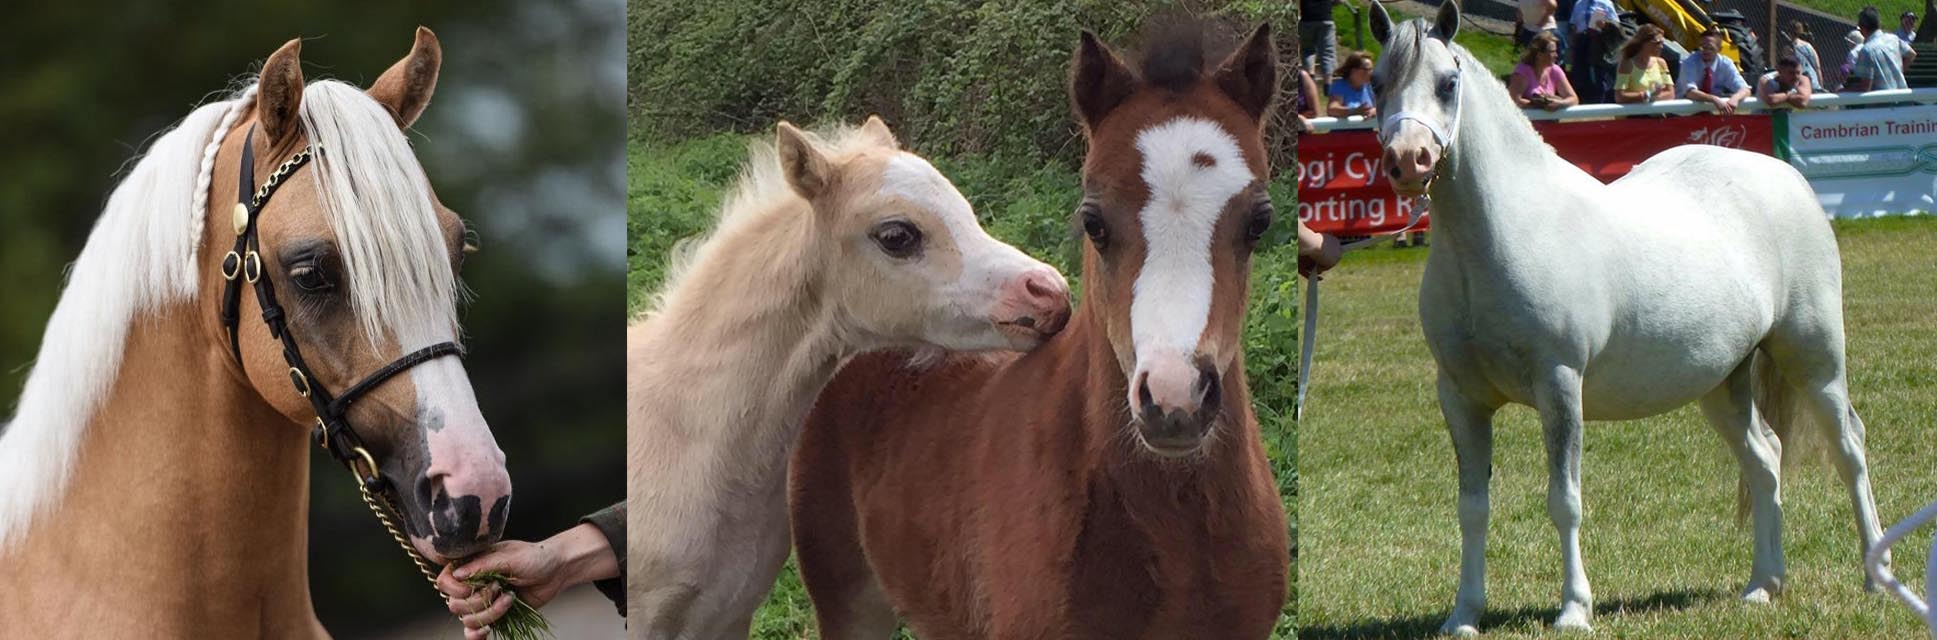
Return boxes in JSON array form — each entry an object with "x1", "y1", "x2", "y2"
[
  {"x1": 1068, "y1": 25, "x2": 1277, "y2": 456},
  {"x1": 770, "y1": 118, "x2": 1071, "y2": 351},
  {"x1": 211, "y1": 30, "x2": 507, "y2": 563},
  {"x1": 1368, "y1": 0, "x2": 1468, "y2": 196}
]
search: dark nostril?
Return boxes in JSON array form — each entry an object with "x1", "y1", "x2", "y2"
[
  {"x1": 1198, "y1": 363, "x2": 1222, "y2": 415},
  {"x1": 1013, "y1": 316, "x2": 1036, "y2": 329}
]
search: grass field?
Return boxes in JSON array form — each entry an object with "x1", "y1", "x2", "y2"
[
  {"x1": 630, "y1": 134, "x2": 1301, "y2": 637},
  {"x1": 1298, "y1": 216, "x2": 1937, "y2": 638}
]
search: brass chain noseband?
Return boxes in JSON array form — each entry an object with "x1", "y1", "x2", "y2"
[{"x1": 218, "y1": 124, "x2": 460, "y2": 600}]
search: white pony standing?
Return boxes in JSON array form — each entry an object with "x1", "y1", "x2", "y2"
[
  {"x1": 625, "y1": 118, "x2": 1070, "y2": 638},
  {"x1": 1363, "y1": 2, "x2": 1887, "y2": 634}
]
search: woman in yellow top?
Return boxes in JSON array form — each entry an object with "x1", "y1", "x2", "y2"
[{"x1": 1614, "y1": 25, "x2": 1675, "y2": 103}]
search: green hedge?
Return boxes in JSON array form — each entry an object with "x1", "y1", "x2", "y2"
[{"x1": 629, "y1": 0, "x2": 1305, "y2": 164}]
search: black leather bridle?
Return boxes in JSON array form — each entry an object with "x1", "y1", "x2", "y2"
[{"x1": 217, "y1": 125, "x2": 463, "y2": 491}]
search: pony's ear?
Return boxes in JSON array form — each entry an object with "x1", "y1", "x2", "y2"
[
  {"x1": 1070, "y1": 31, "x2": 1138, "y2": 131},
  {"x1": 368, "y1": 27, "x2": 442, "y2": 129},
  {"x1": 1432, "y1": 0, "x2": 1462, "y2": 41},
  {"x1": 1214, "y1": 24, "x2": 1279, "y2": 121},
  {"x1": 856, "y1": 115, "x2": 899, "y2": 150},
  {"x1": 776, "y1": 121, "x2": 832, "y2": 200},
  {"x1": 258, "y1": 38, "x2": 306, "y2": 145},
  {"x1": 1369, "y1": 1, "x2": 1395, "y2": 46}
]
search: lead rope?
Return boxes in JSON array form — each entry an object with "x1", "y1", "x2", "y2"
[
  {"x1": 1868, "y1": 499, "x2": 1937, "y2": 639},
  {"x1": 356, "y1": 477, "x2": 450, "y2": 602}
]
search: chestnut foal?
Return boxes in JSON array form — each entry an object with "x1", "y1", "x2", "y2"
[{"x1": 790, "y1": 25, "x2": 1290, "y2": 639}]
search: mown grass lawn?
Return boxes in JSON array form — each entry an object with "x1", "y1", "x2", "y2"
[
  {"x1": 630, "y1": 134, "x2": 1300, "y2": 637},
  {"x1": 1298, "y1": 216, "x2": 1937, "y2": 638}
]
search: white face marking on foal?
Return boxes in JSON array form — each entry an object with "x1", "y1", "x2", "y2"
[{"x1": 1127, "y1": 116, "x2": 1252, "y2": 399}]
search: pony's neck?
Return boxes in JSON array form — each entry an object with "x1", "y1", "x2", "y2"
[
  {"x1": 0, "y1": 302, "x2": 321, "y2": 633},
  {"x1": 635, "y1": 201, "x2": 843, "y2": 464},
  {"x1": 1428, "y1": 52, "x2": 1586, "y2": 245}
]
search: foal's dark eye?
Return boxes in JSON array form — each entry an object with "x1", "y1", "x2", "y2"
[
  {"x1": 289, "y1": 264, "x2": 333, "y2": 292},
  {"x1": 870, "y1": 220, "x2": 923, "y2": 259},
  {"x1": 1246, "y1": 201, "x2": 1274, "y2": 244},
  {"x1": 1438, "y1": 75, "x2": 1460, "y2": 100},
  {"x1": 1080, "y1": 204, "x2": 1109, "y2": 247}
]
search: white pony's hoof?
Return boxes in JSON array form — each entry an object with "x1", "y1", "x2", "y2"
[
  {"x1": 1740, "y1": 587, "x2": 1774, "y2": 603},
  {"x1": 1553, "y1": 603, "x2": 1593, "y2": 632},
  {"x1": 1440, "y1": 607, "x2": 1482, "y2": 636},
  {"x1": 1741, "y1": 576, "x2": 1783, "y2": 602}
]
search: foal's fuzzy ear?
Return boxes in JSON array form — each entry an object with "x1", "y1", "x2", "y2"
[
  {"x1": 1369, "y1": 1, "x2": 1395, "y2": 46},
  {"x1": 856, "y1": 115, "x2": 899, "y2": 150},
  {"x1": 1070, "y1": 31, "x2": 1138, "y2": 132},
  {"x1": 776, "y1": 121, "x2": 833, "y2": 200},
  {"x1": 258, "y1": 38, "x2": 306, "y2": 145},
  {"x1": 1432, "y1": 0, "x2": 1463, "y2": 41},
  {"x1": 368, "y1": 27, "x2": 442, "y2": 128},
  {"x1": 1214, "y1": 24, "x2": 1279, "y2": 121}
]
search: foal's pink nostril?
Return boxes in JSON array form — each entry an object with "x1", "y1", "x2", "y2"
[
  {"x1": 1004, "y1": 267, "x2": 1071, "y2": 336},
  {"x1": 1415, "y1": 148, "x2": 1436, "y2": 174}
]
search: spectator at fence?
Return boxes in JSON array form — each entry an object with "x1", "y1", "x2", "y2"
[
  {"x1": 1900, "y1": 10, "x2": 1920, "y2": 42},
  {"x1": 1616, "y1": 25, "x2": 1676, "y2": 103},
  {"x1": 1292, "y1": 61, "x2": 1324, "y2": 133},
  {"x1": 1568, "y1": 0, "x2": 1622, "y2": 103},
  {"x1": 1680, "y1": 28, "x2": 1752, "y2": 113},
  {"x1": 1843, "y1": 28, "x2": 1865, "y2": 79},
  {"x1": 1789, "y1": 20, "x2": 1824, "y2": 91},
  {"x1": 1758, "y1": 55, "x2": 1815, "y2": 108},
  {"x1": 1847, "y1": 6, "x2": 1917, "y2": 91},
  {"x1": 1328, "y1": 51, "x2": 1378, "y2": 118},
  {"x1": 1517, "y1": 0, "x2": 1563, "y2": 57},
  {"x1": 1301, "y1": 0, "x2": 1340, "y2": 82},
  {"x1": 1511, "y1": 33, "x2": 1581, "y2": 111}
]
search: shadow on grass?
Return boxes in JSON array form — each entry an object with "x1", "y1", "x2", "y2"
[{"x1": 1300, "y1": 587, "x2": 1732, "y2": 639}]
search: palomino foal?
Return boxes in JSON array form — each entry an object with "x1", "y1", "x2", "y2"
[
  {"x1": 791, "y1": 25, "x2": 1289, "y2": 639},
  {"x1": 625, "y1": 119, "x2": 1070, "y2": 638},
  {"x1": 0, "y1": 30, "x2": 510, "y2": 637},
  {"x1": 1368, "y1": 2, "x2": 1887, "y2": 634}
]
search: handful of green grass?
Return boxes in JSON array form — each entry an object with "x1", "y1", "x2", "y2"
[{"x1": 461, "y1": 571, "x2": 555, "y2": 640}]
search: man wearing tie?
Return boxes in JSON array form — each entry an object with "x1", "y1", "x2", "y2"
[{"x1": 1679, "y1": 28, "x2": 1752, "y2": 114}]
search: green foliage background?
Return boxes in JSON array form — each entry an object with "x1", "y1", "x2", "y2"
[
  {"x1": 630, "y1": 0, "x2": 1319, "y2": 635},
  {"x1": 0, "y1": 0, "x2": 625, "y2": 634}
]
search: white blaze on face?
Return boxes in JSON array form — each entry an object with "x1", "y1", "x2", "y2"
[
  {"x1": 405, "y1": 325, "x2": 509, "y2": 544},
  {"x1": 1128, "y1": 117, "x2": 1251, "y2": 410},
  {"x1": 879, "y1": 153, "x2": 1059, "y2": 346}
]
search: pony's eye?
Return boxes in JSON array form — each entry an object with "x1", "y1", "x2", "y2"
[
  {"x1": 1246, "y1": 201, "x2": 1274, "y2": 243},
  {"x1": 1438, "y1": 75, "x2": 1459, "y2": 99},
  {"x1": 289, "y1": 264, "x2": 333, "y2": 292},
  {"x1": 870, "y1": 220, "x2": 923, "y2": 259},
  {"x1": 1080, "y1": 204, "x2": 1109, "y2": 247}
]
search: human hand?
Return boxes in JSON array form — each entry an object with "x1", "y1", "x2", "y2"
[
  {"x1": 1298, "y1": 229, "x2": 1343, "y2": 278},
  {"x1": 437, "y1": 564, "x2": 519, "y2": 640},
  {"x1": 434, "y1": 523, "x2": 616, "y2": 638}
]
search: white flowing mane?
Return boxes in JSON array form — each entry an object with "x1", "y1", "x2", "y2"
[{"x1": 0, "y1": 77, "x2": 456, "y2": 550}]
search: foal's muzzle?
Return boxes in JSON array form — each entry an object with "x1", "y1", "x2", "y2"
[{"x1": 1134, "y1": 358, "x2": 1223, "y2": 456}]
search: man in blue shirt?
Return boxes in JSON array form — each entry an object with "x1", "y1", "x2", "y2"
[
  {"x1": 1679, "y1": 28, "x2": 1752, "y2": 113},
  {"x1": 1848, "y1": 6, "x2": 1918, "y2": 91}
]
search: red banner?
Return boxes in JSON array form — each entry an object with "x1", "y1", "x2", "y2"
[{"x1": 1295, "y1": 114, "x2": 1774, "y2": 236}]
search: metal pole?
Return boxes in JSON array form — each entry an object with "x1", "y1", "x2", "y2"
[{"x1": 1768, "y1": 0, "x2": 1779, "y2": 69}]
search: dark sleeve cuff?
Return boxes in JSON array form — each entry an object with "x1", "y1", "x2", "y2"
[{"x1": 580, "y1": 501, "x2": 626, "y2": 616}]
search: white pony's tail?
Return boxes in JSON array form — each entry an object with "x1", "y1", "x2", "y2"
[{"x1": 1740, "y1": 347, "x2": 1811, "y2": 524}]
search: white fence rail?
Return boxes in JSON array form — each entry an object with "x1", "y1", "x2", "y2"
[{"x1": 1306, "y1": 87, "x2": 1937, "y2": 133}]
